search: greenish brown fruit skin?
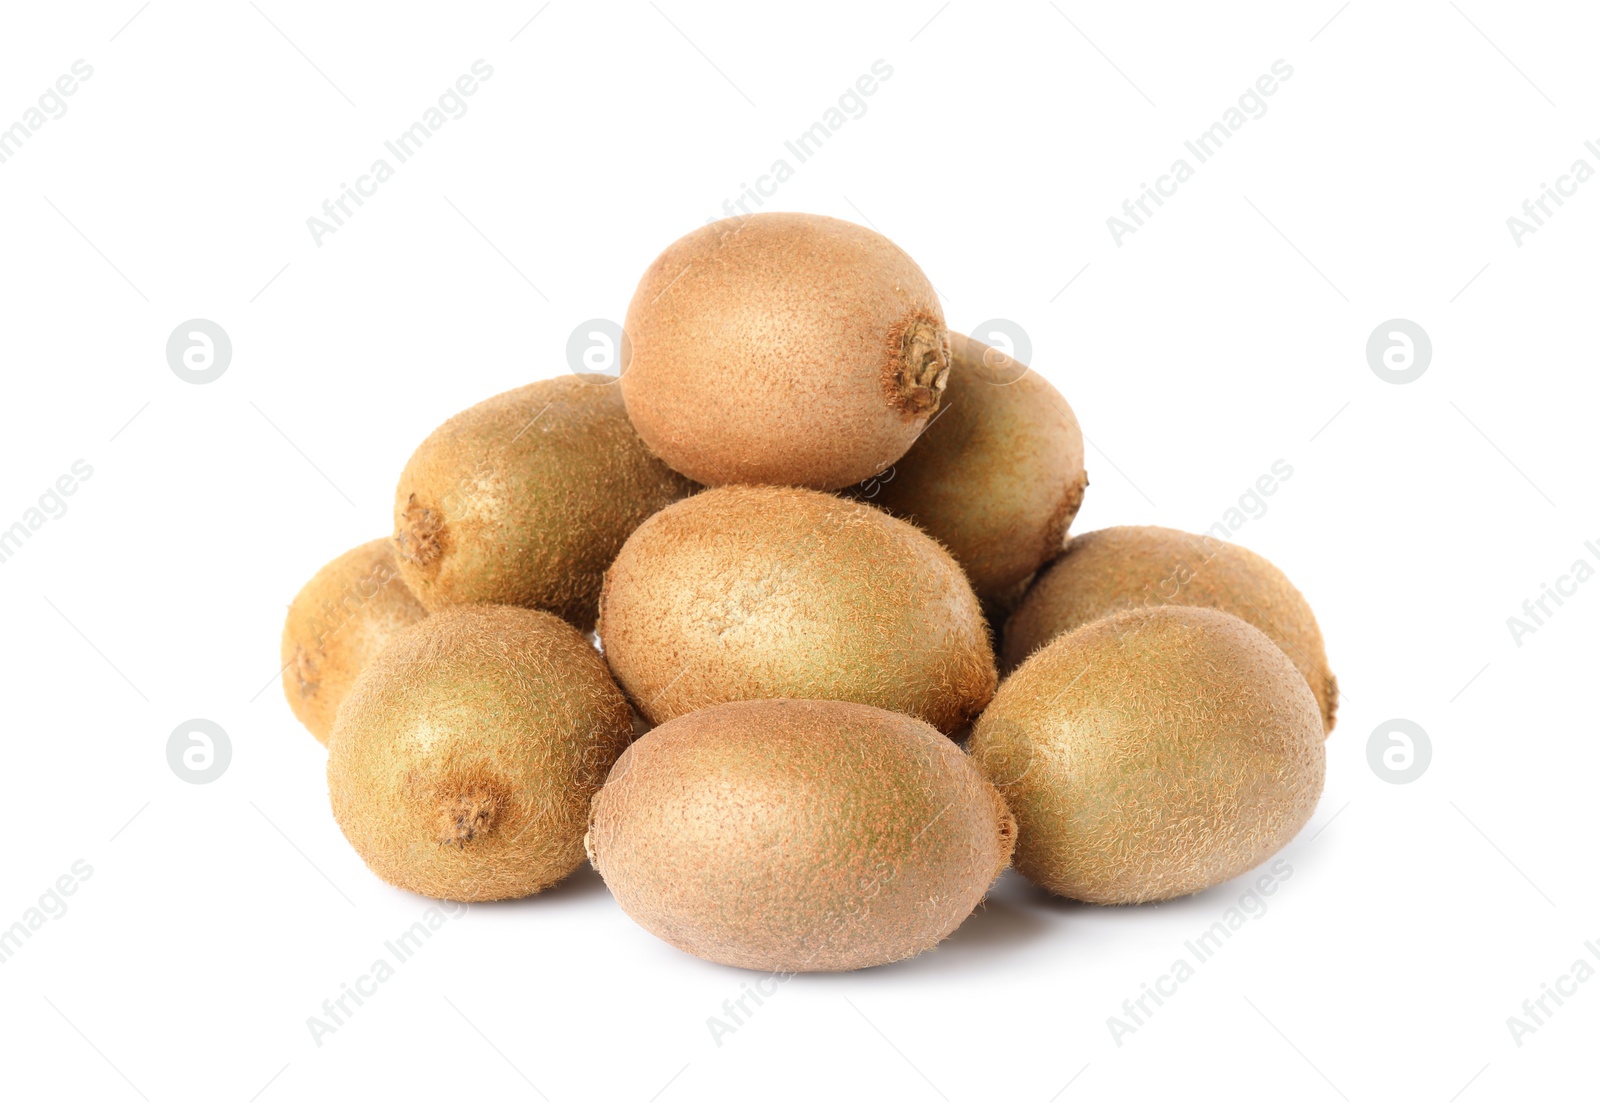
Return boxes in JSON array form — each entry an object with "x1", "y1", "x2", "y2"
[
  {"x1": 620, "y1": 212, "x2": 951, "y2": 490},
  {"x1": 1003, "y1": 525, "x2": 1338, "y2": 734},
  {"x1": 598, "y1": 485, "x2": 997, "y2": 733},
  {"x1": 392, "y1": 376, "x2": 695, "y2": 632},
  {"x1": 281, "y1": 538, "x2": 427, "y2": 745},
  {"x1": 971, "y1": 606, "x2": 1325, "y2": 905},
  {"x1": 327, "y1": 605, "x2": 634, "y2": 902},
  {"x1": 868, "y1": 332, "x2": 1087, "y2": 601},
  {"x1": 586, "y1": 699, "x2": 1015, "y2": 972}
]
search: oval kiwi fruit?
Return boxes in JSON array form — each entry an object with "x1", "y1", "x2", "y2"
[
  {"x1": 1004, "y1": 525, "x2": 1337, "y2": 733},
  {"x1": 392, "y1": 376, "x2": 694, "y2": 631},
  {"x1": 586, "y1": 698, "x2": 1015, "y2": 971},
  {"x1": 327, "y1": 604, "x2": 633, "y2": 901},
  {"x1": 281, "y1": 538, "x2": 427, "y2": 745},
  {"x1": 866, "y1": 332, "x2": 1087, "y2": 601},
  {"x1": 620, "y1": 212, "x2": 951, "y2": 489},
  {"x1": 970, "y1": 606, "x2": 1324, "y2": 905},
  {"x1": 598, "y1": 484, "x2": 996, "y2": 733}
]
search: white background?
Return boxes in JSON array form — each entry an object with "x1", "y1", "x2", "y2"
[{"x1": 0, "y1": 2, "x2": 1594, "y2": 1101}]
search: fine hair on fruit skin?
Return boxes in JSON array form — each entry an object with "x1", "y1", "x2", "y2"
[
  {"x1": 392, "y1": 376, "x2": 695, "y2": 632},
  {"x1": 620, "y1": 212, "x2": 951, "y2": 490},
  {"x1": 866, "y1": 331, "x2": 1088, "y2": 602},
  {"x1": 281, "y1": 538, "x2": 427, "y2": 745},
  {"x1": 598, "y1": 484, "x2": 997, "y2": 733},
  {"x1": 970, "y1": 605, "x2": 1325, "y2": 905},
  {"x1": 586, "y1": 698, "x2": 1015, "y2": 972},
  {"x1": 1003, "y1": 524, "x2": 1338, "y2": 733},
  {"x1": 327, "y1": 604, "x2": 634, "y2": 902}
]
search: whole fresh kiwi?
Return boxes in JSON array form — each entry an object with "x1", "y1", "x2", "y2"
[
  {"x1": 1004, "y1": 525, "x2": 1337, "y2": 733},
  {"x1": 620, "y1": 212, "x2": 951, "y2": 489},
  {"x1": 586, "y1": 698, "x2": 1015, "y2": 972},
  {"x1": 866, "y1": 332, "x2": 1087, "y2": 601},
  {"x1": 970, "y1": 606, "x2": 1324, "y2": 904},
  {"x1": 281, "y1": 538, "x2": 427, "y2": 745},
  {"x1": 392, "y1": 376, "x2": 694, "y2": 631},
  {"x1": 327, "y1": 605, "x2": 633, "y2": 901},
  {"x1": 598, "y1": 485, "x2": 996, "y2": 733}
]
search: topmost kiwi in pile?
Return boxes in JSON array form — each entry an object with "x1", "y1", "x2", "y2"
[{"x1": 620, "y1": 212, "x2": 951, "y2": 489}]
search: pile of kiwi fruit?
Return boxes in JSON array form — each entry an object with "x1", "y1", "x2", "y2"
[{"x1": 281, "y1": 212, "x2": 1334, "y2": 972}]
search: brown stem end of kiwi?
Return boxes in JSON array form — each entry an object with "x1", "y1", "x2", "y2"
[
  {"x1": 437, "y1": 783, "x2": 503, "y2": 847},
  {"x1": 292, "y1": 643, "x2": 320, "y2": 702},
  {"x1": 885, "y1": 312, "x2": 950, "y2": 418},
  {"x1": 396, "y1": 494, "x2": 446, "y2": 573}
]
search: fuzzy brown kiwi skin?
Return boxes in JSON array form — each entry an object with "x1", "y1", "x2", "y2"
[
  {"x1": 865, "y1": 332, "x2": 1087, "y2": 602},
  {"x1": 392, "y1": 376, "x2": 694, "y2": 632},
  {"x1": 280, "y1": 539, "x2": 427, "y2": 745},
  {"x1": 327, "y1": 605, "x2": 634, "y2": 902},
  {"x1": 586, "y1": 698, "x2": 1015, "y2": 972},
  {"x1": 1003, "y1": 525, "x2": 1337, "y2": 734},
  {"x1": 597, "y1": 484, "x2": 997, "y2": 734},
  {"x1": 971, "y1": 606, "x2": 1325, "y2": 905},
  {"x1": 620, "y1": 213, "x2": 951, "y2": 490}
]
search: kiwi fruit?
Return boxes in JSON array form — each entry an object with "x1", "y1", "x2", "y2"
[
  {"x1": 281, "y1": 538, "x2": 427, "y2": 745},
  {"x1": 598, "y1": 484, "x2": 996, "y2": 733},
  {"x1": 1004, "y1": 525, "x2": 1337, "y2": 733},
  {"x1": 970, "y1": 606, "x2": 1324, "y2": 905},
  {"x1": 586, "y1": 698, "x2": 1015, "y2": 971},
  {"x1": 327, "y1": 604, "x2": 633, "y2": 901},
  {"x1": 392, "y1": 376, "x2": 695, "y2": 631},
  {"x1": 620, "y1": 212, "x2": 951, "y2": 489},
  {"x1": 866, "y1": 332, "x2": 1087, "y2": 601}
]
